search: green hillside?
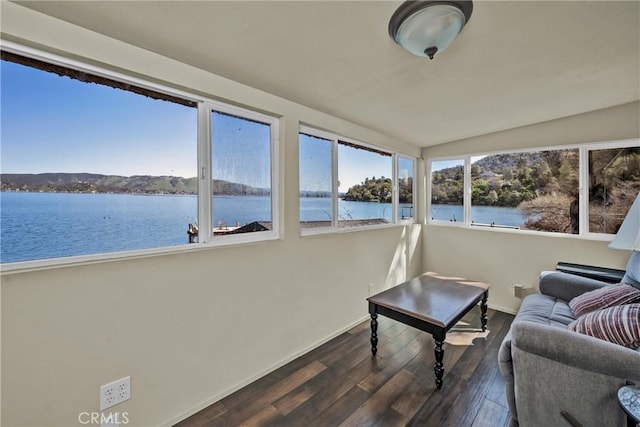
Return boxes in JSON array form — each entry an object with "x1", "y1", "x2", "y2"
[
  {"x1": 0, "y1": 173, "x2": 268, "y2": 196},
  {"x1": 431, "y1": 148, "x2": 640, "y2": 233},
  {"x1": 343, "y1": 176, "x2": 413, "y2": 203}
]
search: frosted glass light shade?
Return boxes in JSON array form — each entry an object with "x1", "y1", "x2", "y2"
[
  {"x1": 609, "y1": 193, "x2": 640, "y2": 251},
  {"x1": 389, "y1": 1, "x2": 473, "y2": 59}
]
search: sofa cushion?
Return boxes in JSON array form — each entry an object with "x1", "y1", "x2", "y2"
[
  {"x1": 568, "y1": 283, "x2": 640, "y2": 317},
  {"x1": 516, "y1": 294, "x2": 575, "y2": 328},
  {"x1": 568, "y1": 303, "x2": 640, "y2": 349}
]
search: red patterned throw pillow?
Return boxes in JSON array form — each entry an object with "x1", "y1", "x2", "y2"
[
  {"x1": 568, "y1": 284, "x2": 640, "y2": 318},
  {"x1": 568, "y1": 304, "x2": 640, "y2": 348}
]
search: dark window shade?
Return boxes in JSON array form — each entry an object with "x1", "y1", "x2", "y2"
[
  {"x1": 1, "y1": 50, "x2": 197, "y2": 108},
  {"x1": 338, "y1": 140, "x2": 392, "y2": 157},
  {"x1": 300, "y1": 132, "x2": 331, "y2": 142},
  {"x1": 213, "y1": 109, "x2": 270, "y2": 126}
]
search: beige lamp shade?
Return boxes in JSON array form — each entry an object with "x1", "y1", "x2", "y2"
[{"x1": 609, "y1": 193, "x2": 640, "y2": 251}]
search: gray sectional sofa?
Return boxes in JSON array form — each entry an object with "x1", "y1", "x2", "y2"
[{"x1": 498, "y1": 255, "x2": 640, "y2": 427}]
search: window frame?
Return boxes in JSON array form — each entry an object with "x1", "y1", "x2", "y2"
[
  {"x1": 200, "y1": 102, "x2": 280, "y2": 245},
  {"x1": 396, "y1": 153, "x2": 417, "y2": 224},
  {"x1": 1, "y1": 41, "x2": 280, "y2": 272},
  {"x1": 299, "y1": 125, "x2": 416, "y2": 236},
  {"x1": 427, "y1": 157, "x2": 467, "y2": 226},
  {"x1": 581, "y1": 140, "x2": 640, "y2": 239},
  {"x1": 426, "y1": 139, "x2": 640, "y2": 240}
]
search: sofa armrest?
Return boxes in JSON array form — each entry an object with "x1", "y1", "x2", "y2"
[
  {"x1": 512, "y1": 321, "x2": 640, "y2": 379},
  {"x1": 538, "y1": 271, "x2": 608, "y2": 302},
  {"x1": 510, "y1": 322, "x2": 640, "y2": 427}
]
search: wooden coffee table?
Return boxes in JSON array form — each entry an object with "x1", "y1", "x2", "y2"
[{"x1": 367, "y1": 272, "x2": 489, "y2": 390}]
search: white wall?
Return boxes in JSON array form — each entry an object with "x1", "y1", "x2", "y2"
[
  {"x1": 422, "y1": 101, "x2": 639, "y2": 314},
  {"x1": 0, "y1": 4, "x2": 423, "y2": 426}
]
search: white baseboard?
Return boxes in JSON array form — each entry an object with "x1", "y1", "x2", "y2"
[
  {"x1": 489, "y1": 303, "x2": 518, "y2": 316},
  {"x1": 165, "y1": 304, "x2": 517, "y2": 426},
  {"x1": 162, "y1": 315, "x2": 370, "y2": 427}
]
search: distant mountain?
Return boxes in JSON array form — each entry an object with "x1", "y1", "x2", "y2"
[
  {"x1": 472, "y1": 152, "x2": 543, "y2": 173},
  {"x1": 300, "y1": 190, "x2": 332, "y2": 198},
  {"x1": 0, "y1": 173, "x2": 269, "y2": 196}
]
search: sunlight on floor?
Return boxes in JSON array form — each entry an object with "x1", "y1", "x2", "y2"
[{"x1": 446, "y1": 321, "x2": 490, "y2": 346}]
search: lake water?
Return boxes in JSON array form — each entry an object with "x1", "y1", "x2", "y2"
[
  {"x1": 299, "y1": 197, "x2": 413, "y2": 222},
  {"x1": 0, "y1": 192, "x2": 413, "y2": 263},
  {"x1": 1, "y1": 193, "x2": 524, "y2": 263},
  {"x1": 430, "y1": 204, "x2": 525, "y2": 227}
]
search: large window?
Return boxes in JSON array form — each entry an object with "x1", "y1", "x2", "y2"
[
  {"x1": 398, "y1": 156, "x2": 415, "y2": 221},
  {"x1": 338, "y1": 142, "x2": 393, "y2": 227},
  {"x1": 299, "y1": 127, "x2": 415, "y2": 233},
  {"x1": 0, "y1": 47, "x2": 278, "y2": 266},
  {"x1": 588, "y1": 147, "x2": 640, "y2": 234},
  {"x1": 430, "y1": 159, "x2": 464, "y2": 222},
  {"x1": 427, "y1": 141, "x2": 639, "y2": 237},
  {"x1": 211, "y1": 111, "x2": 273, "y2": 236},
  {"x1": 471, "y1": 149, "x2": 579, "y2": 233},
  {"x1": 299, "y1": 133, "x2": 333, "y2": 228}
]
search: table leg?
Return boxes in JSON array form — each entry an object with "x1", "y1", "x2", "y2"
[
  {"x1": 481, "y1": 291, "x2": 488, "y2": 332},
  {"x1": 370, "y1": 313, "x2": 378, "y2": 356},
  {"x1": 434, "y1": 337, "x2": 444, "y2": 390}
]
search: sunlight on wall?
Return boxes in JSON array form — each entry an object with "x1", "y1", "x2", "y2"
[{"x1": 385, "y1": 225, "x2": 422, "y2": 290}]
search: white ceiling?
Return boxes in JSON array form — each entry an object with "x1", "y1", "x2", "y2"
[{"x1": 15, "y1": 1, "x2": 640, "y2": 148}]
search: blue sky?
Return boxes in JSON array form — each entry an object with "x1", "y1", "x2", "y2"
[
  {"x1": 2, "y1": 59, "x2": 400, "y2": 190},
  {"x1": 299, "y1": 134, "x2": 393, "y2": 192},
  {"x1": 1, "y1": 60, "x2": 198, "y2": 178},
  {"x1": 431, "y1": 157, "x2": 487, "y2": 173},
  {"x1": 432, "y1": 159, "x2": 464, "y2": 172},
  {"x1": 299, "y1": 134, "x2": 332, "y2": 192},
  {"x1": 338, "y1": 144, "x2": 392, "y2": 192},
  {"x1": 211, "y1": 111, "x2": 271, "y2": 188}
]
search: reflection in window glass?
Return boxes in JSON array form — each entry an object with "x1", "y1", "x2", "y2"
[
  {"x1": 211, "y1": 111, "x2": 271, "y2": 236},
  {"x1": 589, "y1": 147, "x2": 640, "y2": 234},
  {"x1": 470, "y1": 150, "x2": 579, "y2": 233},
  {"x1": 398, "y1": 157, "x2": 414, "y2": 220},
  {"x1": 338, "y1": 142, "x2": 392, "y2": 228},
  {"x1": 299, "y1": 133, "x2": 333, "y2": 228},
  {"x1": 430, "y1": 159, "x2": 464, "y2": 222}
]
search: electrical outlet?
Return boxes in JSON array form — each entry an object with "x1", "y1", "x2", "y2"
[
  {"x1": 514, "y1": 284, "x2": 536, "y2": 299},
  {"x1": 100, "y1": 376, "x2": 130, "y2": 411},
  {"x1": 514, "y1": 284, "x2": 523, "y2": 298}
]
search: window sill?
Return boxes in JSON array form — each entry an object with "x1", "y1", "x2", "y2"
[
  {"x1": 300, "y1": 221, "x2": 418, "y2": 237},
  {"x1": 426, "y1": 220, "x2": 467, "y2": 228},
  {"x1": 0, "y1": 231, "x2": 280, "y2": 275},
  {"x1": 425, "y1": 221, "x2": 615, "y2": 242}
]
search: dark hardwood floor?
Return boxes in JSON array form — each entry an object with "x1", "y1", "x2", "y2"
[{"x1": 176, "y1": 308, "x2": 515, "y2": 427}]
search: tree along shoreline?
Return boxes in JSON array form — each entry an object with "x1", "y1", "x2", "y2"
[
  {"x1": 431, "y1": 149, "x2": 639, "y2": 233},
  {"x1": 342, "y1": 176, "x2": 412, "y2": 204}
]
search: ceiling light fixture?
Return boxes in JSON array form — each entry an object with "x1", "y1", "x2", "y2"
[{"x1": 389, "y1": 1, "x2": 473, "y2": 60}]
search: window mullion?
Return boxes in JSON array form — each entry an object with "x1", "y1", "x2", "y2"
[
  {"x1": 426, "y1": 160, "x2": 432, "y2": 223},
  {"x1": 578, "y1": 147, "x2": 588, "y2": 237},
  {"x1": 198, "y1": 102, "x2": 213, "y2": 243},
  {"x1": 270, "y1": 120, "x2": 280, "y2": 237},
  {"x1": 464, "y1": 156, "x2": 471, "y2": 226},
  {"x1": 392, "y1": 153, "x2": 399, "y2": 224},
  {"x1": 412, "y1": 157, "x2": 417, "y2": 223},
  {"x1": 332, "y1": 138, "x2": 339, "y2": 228}
]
